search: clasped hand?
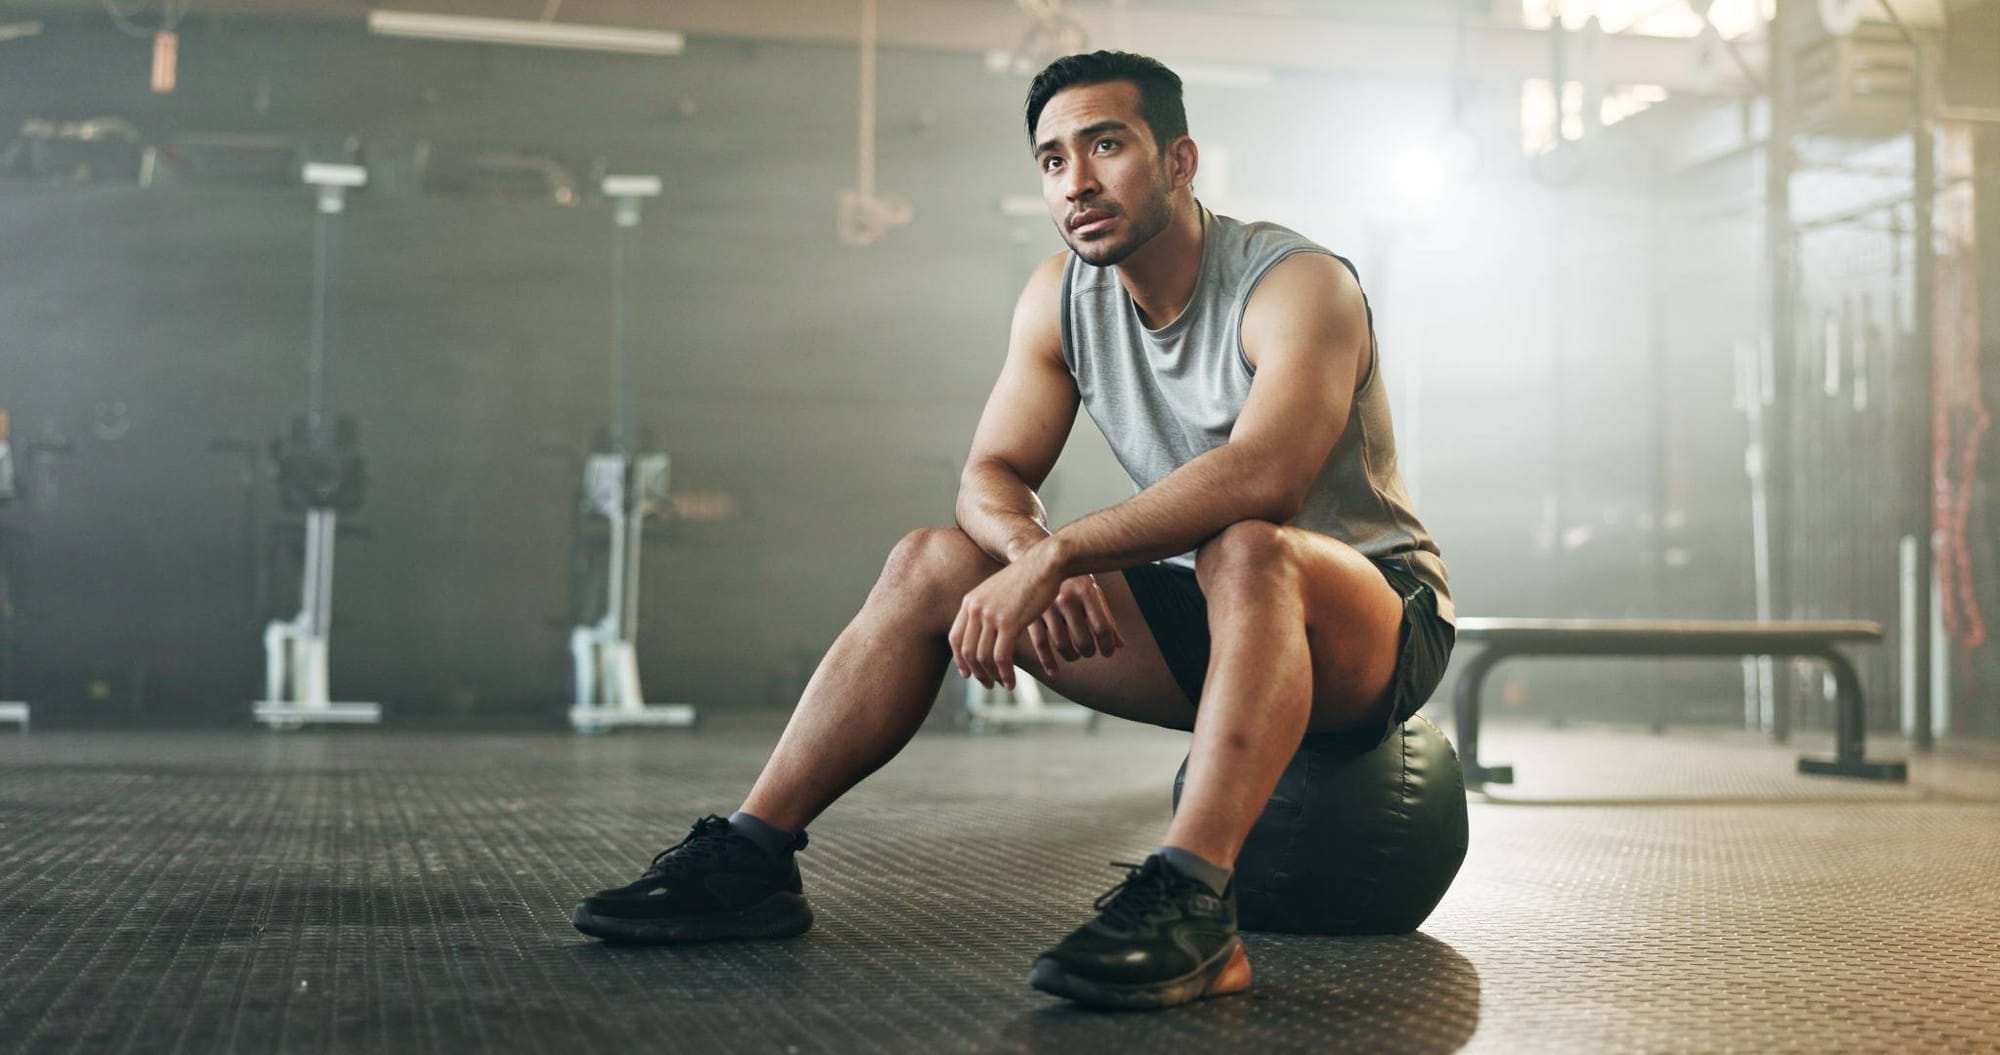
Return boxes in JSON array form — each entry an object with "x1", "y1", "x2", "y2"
[{"x1": 949, "y1": 541, "x2": 1127, "y2": 690}]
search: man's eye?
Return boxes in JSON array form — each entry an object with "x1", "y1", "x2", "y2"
[
  {"x1": 1043, "y1": 156, "x2": 1062, "y2": 172},
  {"x1": 1096, "y1": 138, "x2": 1116, "y2": 152}
]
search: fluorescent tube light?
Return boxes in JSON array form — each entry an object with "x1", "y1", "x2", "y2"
[
  {"x1": 602, "y1": 175, "x2": 663, "y2": 198},
  {"x1": 303, "y1": 163, "x2": 368, "y2": 188},
  {"x1": 367, "y1": 10, "x2": 685, "y2": 56},
  {"x1": 998, "y1": 195, "x2": 1044, "y2": 218},
  {"x1": 1171, "y1": 62, "x2": 1275, "y2": 88},
  {"x1": 985, "y1": 49, "x2": 1270, "y2": 87}
]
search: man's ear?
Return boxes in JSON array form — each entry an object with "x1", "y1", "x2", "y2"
[{"x1": 1167, "y1": 136, "x2": 1199, "y2": 193}]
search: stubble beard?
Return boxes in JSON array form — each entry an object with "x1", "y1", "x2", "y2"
[{"x1": 1063, "y1": 167, "x2": 1176, "y2": 268}]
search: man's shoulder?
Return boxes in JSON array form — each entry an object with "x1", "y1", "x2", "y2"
[
  {"x1": 1210, "y1": 211, "x2": 1358, "y2": 309},
  {"x1": 1014, "y1": 250, "x2": 1071, "y2": 327},
  {"x1": 1212, "y1": 209, "x2": 1333, "y2": 262}
]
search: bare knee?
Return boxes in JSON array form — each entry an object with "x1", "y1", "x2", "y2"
[
  {"x1": 876, "y1": 526, "x2": 999, "y2": 615},
  {"x1": 1195, "y1": 520, "x2": 1297, "y2": 597}
]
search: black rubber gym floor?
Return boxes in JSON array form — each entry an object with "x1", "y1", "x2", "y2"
[{"x1": 3, "y1": 716, "x2": 1996, "y2": 1053}]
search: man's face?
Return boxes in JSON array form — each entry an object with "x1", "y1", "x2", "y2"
[{"x1": 1033, "y1": 81, "x2": 1177, "y2": 268}]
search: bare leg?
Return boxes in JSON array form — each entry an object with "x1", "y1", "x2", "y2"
[
  {"x1": 1163, "y1": 522, "x2": 1404, "y2": 869},
  {"x1": 737, "y1": 519, "x2": 1402, "y2": 863},
  {"x1": 1163, "y1": 551, "x2": 1314, "y2": 869},
  {"x1": 738, "y1": 524, "x2": 1201, "y2": 830},
  {"x1": 736, "y1": 528, "x2": 986, "y2": 831}
]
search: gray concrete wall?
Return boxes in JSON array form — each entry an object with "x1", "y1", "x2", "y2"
[{"x1": 0, "y1": 12, "x2": 1712, "y2": 724}]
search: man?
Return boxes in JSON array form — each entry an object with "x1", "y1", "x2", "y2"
[{"x1": 572, "y1": 50, "x2": 1454, "y2": 1012}]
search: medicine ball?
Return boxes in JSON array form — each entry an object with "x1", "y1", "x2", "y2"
[{"x1": 1171, "y1": 713, "x2": 1469, "y2": 935}]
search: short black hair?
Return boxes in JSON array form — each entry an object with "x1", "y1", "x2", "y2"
[{"x1": 1024, "y1": 51, "x2": 1187, "y2": 151}]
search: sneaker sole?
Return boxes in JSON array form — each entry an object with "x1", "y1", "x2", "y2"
[
  {"x1": 571, "y1": 892, "x2": 814, "y2": 944},
  {"x1": 1027, "y1": 936, "x2": 1252, "y2": 1011}
]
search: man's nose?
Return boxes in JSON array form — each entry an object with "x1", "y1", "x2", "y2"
[{"x1": 1062, "y1": 160, "x2": 1099, "y2": 202}]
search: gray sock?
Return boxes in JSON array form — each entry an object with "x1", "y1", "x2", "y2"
[
  {"x1": 727, "y1": 811, "x2": 801, "y2": 859},
  {"x1": 1157, "y1": 845, "x2": 1232, "y2": 896}
]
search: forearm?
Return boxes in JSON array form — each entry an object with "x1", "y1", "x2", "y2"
[
  {"x1": 1045, "y1": 443, "x2": 1292, "y2": 578},
  {"x1": 954, "y1": 457, "x2": 1055, "y2": 565}
]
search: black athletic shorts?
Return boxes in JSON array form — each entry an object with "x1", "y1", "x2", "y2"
[{"x1": 1121, "y1": 553, "x2": 1455, "y2": 749}]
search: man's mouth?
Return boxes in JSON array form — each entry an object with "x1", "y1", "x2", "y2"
[{"x1": 1069, "y1": 210, "x2": 1115, "y2": 236}]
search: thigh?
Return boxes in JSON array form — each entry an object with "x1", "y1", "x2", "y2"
[
  {"x1": 907, "y1": 525, "x2": 1197, "y2": 731},
  {"x1": 1283, "y1": 532, "x2": 1409, "y2": 735},
  {"x1": 1008, "y1": 569, "x2": 1200, "y2": 732}
]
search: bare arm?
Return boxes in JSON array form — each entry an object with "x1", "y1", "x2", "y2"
[
  {"x1": 1041, "y1": 251, "x2": 1370, "y2": 577},
  {"x1": 955, "y1": 251, "x2": 1080, "y2": 565}
]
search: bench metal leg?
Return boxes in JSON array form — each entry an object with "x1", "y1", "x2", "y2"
[
  {"x1": 1452, "y1": 646, "x2": 1514, "y2": 787},
  {"x1": 1795, "y1": 648, "x2": 1907, "y2": 782},
  {"x1": 1770, "y1": 655, "x2": 1790, "y2": 745}
]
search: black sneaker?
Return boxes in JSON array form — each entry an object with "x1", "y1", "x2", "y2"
[
  {"x1": 1028, "y1": 855, "x2": 1250, "y2": 1010},
  {"x1": 571, "y1": 815, "x2": 813, "y2": 943}
]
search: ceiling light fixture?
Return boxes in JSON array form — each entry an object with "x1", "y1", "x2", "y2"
[{"x1": 366, "y1": 10, "x2": 685, "y2": 56}]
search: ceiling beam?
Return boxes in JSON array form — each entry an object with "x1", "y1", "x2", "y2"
[{"x1": 18, "y1": 0, "x2": 1759, "y2": 92}]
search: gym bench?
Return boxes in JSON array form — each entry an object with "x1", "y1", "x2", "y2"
[{"x1": 1451, "y1": 618, "x2": 1907, "y2": 787}]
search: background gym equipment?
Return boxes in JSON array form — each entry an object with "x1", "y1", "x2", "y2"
[
  {"x1": 1452, "y1": 618, "x2": 1906, "y2": 787},
  {"x1": 1172, "y1": 714, "x2": 1470, "y2": 936},
  {"x1": 0, "y1": 409, "x2": 24, "y2": 729},
  {"x1": 961, "y1": 667, "x2": 1098, "y2": 732},
  {"x1": 253, "y1": 162, "x2": 380, "y2": 729},
  {"x1": 0, "y1": 410, "x2": 72, "y2": 730},
  {"x1": 568, "y1": 174, "x2": 695, "y2": 733}
]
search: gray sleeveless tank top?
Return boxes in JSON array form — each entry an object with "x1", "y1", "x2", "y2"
[{"x1": 1060, "y1": 205, "x2": 1453, "y2": 622}]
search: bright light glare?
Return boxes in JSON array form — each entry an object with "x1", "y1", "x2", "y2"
[
  {"x1": 1394, "y1": 147, "x2": 1447, "y2": 207},
  {"x1": 1521, "y1": 0, "x2": 1771, "y2": 38},
  {"x1": 1521, "y1": 80, "x2": 1669, "y2": 154}
]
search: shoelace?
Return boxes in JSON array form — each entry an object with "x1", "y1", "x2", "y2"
[
  {"x1": 646, "y1": 815, "x2": 736, "y2": 877},
  {"x1": 1093, "y1": 858, "x2": 1182, "y2": 931}
]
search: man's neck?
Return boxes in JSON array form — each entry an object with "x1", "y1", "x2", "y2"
[{"x1": 1114, "y1": 199, "x2": 1204, "y2": 330}]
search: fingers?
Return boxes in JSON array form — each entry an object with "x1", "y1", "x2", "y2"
[
  {"x1": 1081, "y1": 577, "x2": 1123, "y2": 656},
  {"x1": 994, "y1": 623, "x2": 1016, "y2": 689},
  {"x1": 963, "y1": 614, "x2": 987, "y2": 687},
  {"x1": 1029, "y1": 619, "x2": 1061, "y2": 676},
  {"x1": 1051, "y1": 602, "x2": 1088, "y2": 660},
  {"x1": 956, "y1": 578, "x2": 1130, "y2": 690},
  {"x1": 977, "y1": 618, "x2": 1003, "y2": 689},
  {"x1": 953, "y1": 598, "x2": 1017, "y2": 689},
  {"x1": 951, "y1": 601, "x2": 997, "y2": 687},
  {"x1": 1033, "y1": 576, "x2": 1127, "y2": 669},
  {"x1": 948, "y1": 604, "x2": 971, "y2": 681},
  {"x1": 1052, "y1": 594, "x2": 1093, "y2": 658}
]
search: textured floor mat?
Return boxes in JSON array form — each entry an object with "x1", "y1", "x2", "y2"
[{"x1": 0, "y1": 718, "x2": 1994, "y2": 1053}]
